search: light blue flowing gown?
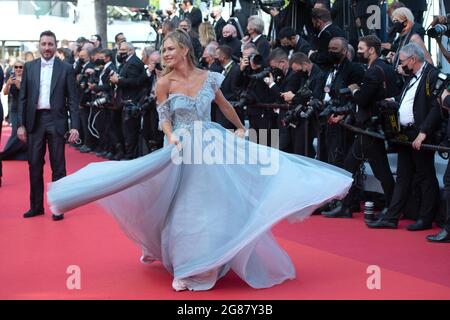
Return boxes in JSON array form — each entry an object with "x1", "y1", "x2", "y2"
[{"x1": 48, "y1": 71, "x2": 353, "y2": 291}]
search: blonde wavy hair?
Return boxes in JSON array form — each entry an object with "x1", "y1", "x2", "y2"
[
  {"x1": 198, "y1": 22, "x2": 216, "y2": 48},
  {"x1": 161, "y1": 28, "x2": 197, "y2": 76}
]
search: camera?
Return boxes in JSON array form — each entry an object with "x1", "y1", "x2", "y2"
[
  {"x1": 86, "y1": 92, "x2": 112, "y2": 108},
  {"x1": 427, "y1": 14, "x2": 450, "y2": 38},
  {"x1": 139, "y1": 6, "x2": 165, "y2": 29},
  {"x1": 231, "y1": 90, "x2": 252, "y2": 110},
  {"x1": 319, "y1": 88, "x2": 356, "y2": 118},
  {"x1": 139, "y1": 94, "x2": 156, "y2": 112},
  {"x1": 281, "y1": 98, "x2": 322, "y2": 127},
  {"x1": 248, "y1": 53, "x2": 264, "y2": 66},
  {"x1": 375, "y1": 99, "x2": 400, "y2": 139},
  {"x1": 432, "y1": 72, "x2": 450, "y2": 98},
  {"x1": 123, "y1": 101, "x2": 143, "y2": 121}
]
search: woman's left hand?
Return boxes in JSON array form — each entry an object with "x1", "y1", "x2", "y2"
[{"x1": 235, "y1": 128, "x2": 246, "y2": 138}]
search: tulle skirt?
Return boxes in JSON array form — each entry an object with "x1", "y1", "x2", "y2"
[{"x1": 48, "y1": 121, "x2": 352, "y2": 290}]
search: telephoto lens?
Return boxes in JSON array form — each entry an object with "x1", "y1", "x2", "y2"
[{"x1": 364, "y1": 201, "x2": 375, "y2": 223}]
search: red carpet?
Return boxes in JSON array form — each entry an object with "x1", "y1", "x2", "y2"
[{"x1": 1, "y1": 125, "x2": 449, "y2": 300}]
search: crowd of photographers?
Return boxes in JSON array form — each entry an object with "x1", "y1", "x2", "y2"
[{"x1": 2, "y1": 0, "x2": 450, "y2": 242}]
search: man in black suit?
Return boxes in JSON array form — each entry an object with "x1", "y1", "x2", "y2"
[
  {"x1": 368, "y1": 43, "x2": 442, "y2": 231},
  {"x1": 266, "y1": 48, "x2": 303, "y2": 153},
  {"x1": 180, "y1": 0, "x2": 203, "y2": 34},
  {"x1": 219, "y1": 24, "x2": 242, "y2": 61},
  {"x1": 309, "y1": 7, "x2": 346, "y2": 71},
  {"x1": 179, "y1": 18, "x2": 203, "y2": 61},
  {"x1": 211, "y1": 6, "x2": 227, "y2": 43},
  {"x1": 245, "y1": 15, "x2": 271, "y2": 64},
  {"x1": 17, "y1": 30, "x2": 80, "y2": 221},
  {"x1": 278, "y1": 27, "x2": 313, "y2": 59},
  {"x1": 320, "y1": 37, "x2": 365, "y2": 166},
  {"x1": 110, "y1": 42, "x2": 145, "y2": 160},
  {"x1": 282, "y1": 52, "x2": 326, "y2": 157},
  {"x1": 215, "y1": 45, "x2": 243, "y2": 129},
  {"x1": 323, "y1": 35, "x2": 399, "y2": 218}
]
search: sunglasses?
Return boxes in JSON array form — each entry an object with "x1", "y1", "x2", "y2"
[{"x1": 14, "y1": 66, "x2": 23, "y2": 69}]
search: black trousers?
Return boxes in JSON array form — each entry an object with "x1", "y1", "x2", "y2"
[
  {"x1": 80, "y1": 107, "x2": 97, "y2": 148},
  {"x1": 104, "y1": 108, "x2": 123, "y2": 152},
  {"x1": 0, "y1": 103, "x2": 3, "y2": 179},
  {"x1": 27, "y1": 110, "x2": 66, "y2": 211},
  {"x1": 248, "y1": 113, "x2": 277, "y2": 147},
  {"x1": 442, "y1": 161, "x2": 450, "y2": 232},
  {"x1": 325, "y1": 123, "x2": 354, "y2": 168},
  {"x1": 385, "y1": 127, "x2": 439, "y2": 223},
  {"x1": 122, "y1": 112, "x2": 140, "y2": 159},
  {"x1": 342, "y1": 134, "x2": 395, "y2": 209}
]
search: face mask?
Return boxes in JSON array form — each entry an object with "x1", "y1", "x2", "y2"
[
  {"x1": 328, "y1": 51, "x2": 342, "y2": 65},
  {"x1": 402, "y1": 63, "x2": 413, "y2": 76},
  {"x1": 95, "y1": 58, "x2": 105, "y2": 66},
  {"x1": 391, "y1": 21, "x2": 406, "y2": 34},
  {"x1": 210, "y1": 13, "x2": 215, "y2": 19},
  {"x1": 166, "y1": 10, "x2": 172, "y2": 16},
  {"x1": 117, "y1": 52, "x2": 128, "y2": 63},
  {"x1": 78, "y1": 58, "x2": 85, "y2": 64},
  {"x1": 223, "y1": 35, "x2": 233, "y2": 43},
  {"x1": 357, "y1": 52, "x2": 369, "y2": 64},
  {"x1": 282, "y1": 45, "x2": 294, "y2": 52}
]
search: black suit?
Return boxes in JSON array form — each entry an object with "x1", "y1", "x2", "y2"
[
  {"x1": 18, "y1": 57, "x2": 79, "y2": 212},
  {"x1": 269, "y1": 70, "x2": 303, "y2": 153},
  {"x1": 384, "y1": 63, "x2": 442, "y2": 224},
  {"x1": 117, "y1": 54, "x2": 145, "y2": 159},
  {"x1": 186, "y1": 7, "x2": 203, "y2": 33},
  {"x1": 219, "y1": 37, "x2": 242, "y2": 61},
  {"x1": 320, "y1": 59, "x2": 365, "y2": 165},
  {"x1": 401, "y1": 0, "x2": 427, "y2": 24},
  {"x1": 341, "y1": 59, "x2": 400, "y2": 210},
  {"x1": 214, "y1": 62, "x2": 242, "y2": 129},
  {"x1": 310, "y1": 24, "x2": 346, "y2": 71},
  {"x1": 213, "y1": 17, "x2": 227, "y2": 42},
  {"x1": 252, "y1": 35, "x2": 271, "y2": 64}
]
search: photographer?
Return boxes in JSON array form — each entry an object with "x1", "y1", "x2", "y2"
[
  {"x1": 368, "y1": 43, "x2": 442, "y2": 231},
  {"x1": 320, "y1": 37, "x2": 365, "y2": 166},
  {"x1": 278, "y1": 27, "x2": 312, "y2": 59},
  {"x1": 140, "y1": 48, "x2": 164, "y2": 153},
  {"x1": 323, "y1": 35, "x2": 399, "y2": 219},
  {"x1": 427, "y1": 89, "x2": 450, "y2": 243},
  {"x1": 75, "y1": 48, "x2": 97, "y2": 154},
  {"x1": 214, "y1": 45, "x2": 242, "y2": 129},
  {"x1": 309, "y1": 7, "x2": 346, "y2": 71},
  {"x1": 431, "y1": 15, "x2": 450, "y2": 64},
  {"x1": 110, "y1": 42, "x2": 146, "y2": 160},
  {"x1": 265, "y1": 48, "x2": 303, "y2": 153},
  {"x1": 281, "y1": 52, "x2": 325, "y2": 157},
  {"x1": 237, "y1": 43, "x2": 276, "y2": 145},
  {"x1": 86, "y1": 49, "x2": 121, "y2": 160}
]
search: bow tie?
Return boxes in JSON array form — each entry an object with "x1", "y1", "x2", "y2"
[{"x1": 42, "y1": 60, "x2": 54, "y2": 68}]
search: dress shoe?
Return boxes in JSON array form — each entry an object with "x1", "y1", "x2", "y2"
[
  {"x1": 79, "y1": 145, "x2": 92, "y2": 153},
  {"x1": 52, "y1": 214, "x2": 64, "y2": 221},
  {"x1": 406, "y1": 219, "x2": 432, "y2": 231},
  {"x1": 426, "y1": 229, "x2": 450, "y2": 243},
  {"x1": 366, "y1": 218, "x2": 398, "y2": 229},
  {"x1": 322, "y1": 205, "x2": 353, "y2": 218},
  {"x1": 23, "y1": 209, "x2": 45, "y2": 218}
]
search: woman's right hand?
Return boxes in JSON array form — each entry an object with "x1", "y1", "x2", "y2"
[{"x1": 168, "y1": 134, "x2": 180, "y2": 147}]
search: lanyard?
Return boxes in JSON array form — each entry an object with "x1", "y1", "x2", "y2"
[{"x1": 400, "y1": 63, "x2": 427, "y2": 102}]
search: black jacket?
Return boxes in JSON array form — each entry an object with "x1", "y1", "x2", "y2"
[
  {"x1": 18, "y1": 57, "x2": 80, "y2": 135},
  {"x1": 353, "y1": 58, "x2": 401, "y2": 125},
  {"x1": 252, "y1": 35, "x2": 271, "y2": 64},
  {"x1": 310, "y1": 24, "x2": 346, "y2": 70},
  {"x1": 213, "y1": 17, "x2": 227, "y2": 42},
  {"x1": 397, "y1": 63, "x2": 442, "y2": 136},
  {"x1": 186, "y1": 7, "x2": 202, "y2": 32},
  {"x1": 117, "y1": 54, "x2": 145, "y2": 103},
  {"x1": 219, "y1": 37, "x2": 242, "y2": 62},
  {"x1": 293, "y1": 64, "x2": 326, "y2": 105}
]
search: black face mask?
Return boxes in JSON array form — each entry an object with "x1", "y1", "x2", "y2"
[
  {"x1": 282, "y1": 45, "x2": 294, "y2": 53},
  {"x1": 78, "y1": 58, "x2": 85, "y2": 64},
  {"x1": 223, "y1": 35, "x2": 233, "y2": 43},
  {"x1": 210, "y1": 13, "x2": 215, "y2": 19},
  {"x1": 117, "y1": 52, "x2": 128, "y2": 63},
  {"x1": 95, "y1": 58, "x2": 105, "y2": 66},
  {"x1": 391, "y1": 21, "x2": 406, "y2": 34},
  {"x1": 402, "y1": 64, "x2": 413, "y2": 76},
  {"x1": 328, "y1": 51, "x2": 342, "y2": 65},
  {"x1": 357, "y1": 52, "x2": 369, "y2": 64}
]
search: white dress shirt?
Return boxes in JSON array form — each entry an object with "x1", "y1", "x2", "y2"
[
  {"x1": 399, "y1": 62, "x2": 426, "y2": 126},
  {"x1": 99, "y1": 61, "x2": 112, "y2": 86},
  {"x1": 37, "y1": 56, "x2": 55, "y2": 110}
]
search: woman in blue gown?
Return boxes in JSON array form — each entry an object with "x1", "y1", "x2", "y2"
[{"x1": 48, "y1": 29, "x2": 353, "y2": 291}]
